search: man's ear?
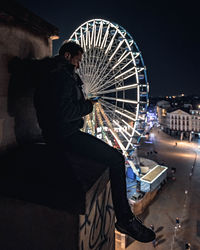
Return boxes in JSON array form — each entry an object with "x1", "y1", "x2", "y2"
[{"x1": 64, "y1": 52, "x2": 71, "y2": 60}]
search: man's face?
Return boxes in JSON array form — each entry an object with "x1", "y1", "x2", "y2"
[{"x1": 65, "y1": 51, "x2": 83, "y2": 69}]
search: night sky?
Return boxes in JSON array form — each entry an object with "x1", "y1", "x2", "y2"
[{"x1": 17, "y1": 0, "x2": 199, "y2": 97}]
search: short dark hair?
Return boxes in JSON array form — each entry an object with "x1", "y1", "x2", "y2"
[{"x1": 59, "y1": 41, "x2": 84, "y2": 57}]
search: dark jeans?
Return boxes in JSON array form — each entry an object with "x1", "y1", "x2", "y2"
[{"x1": 55, "y1": 130, "x2": 133, "y2": 222}]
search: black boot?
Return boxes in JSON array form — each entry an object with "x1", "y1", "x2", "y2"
[{"x1": 115, "y1": 216, "x2": 156, "y2": 243}]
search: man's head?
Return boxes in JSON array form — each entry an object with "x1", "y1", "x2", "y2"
[{"x1": 59, "y1": 41, "x2": 84, "y2": 69}]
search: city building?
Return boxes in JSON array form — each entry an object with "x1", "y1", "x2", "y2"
[
  {"x1": 159, "y1": 108, "x2": 200, "y2": 140},
  {"x1": 153, "y1": 95, "x2": 200, "y2": 140}
]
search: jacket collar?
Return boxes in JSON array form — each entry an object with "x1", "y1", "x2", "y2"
[
  {"x1": 54, "y1": 55, "x2": 75, "y2": 74},
  {"x1": 54, "y1": 55, "x2": 83, "y2": 86}
]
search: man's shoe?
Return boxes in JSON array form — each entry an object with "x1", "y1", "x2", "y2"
[{"x1": 115, "y1": 217, "x2": 156, "y2": 243}]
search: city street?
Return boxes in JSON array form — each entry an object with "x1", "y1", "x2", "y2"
[{"x1": 127, "y1": 127, "x2": 200, "y2": 250}]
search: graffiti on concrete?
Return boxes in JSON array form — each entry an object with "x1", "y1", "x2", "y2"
[{"x1": 79, "y1": 182, "x2": 115, "y2": 250}]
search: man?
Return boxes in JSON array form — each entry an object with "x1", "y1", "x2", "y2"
[{"x1": 34, "y1": 40, "x2": 155, "y2": 243}]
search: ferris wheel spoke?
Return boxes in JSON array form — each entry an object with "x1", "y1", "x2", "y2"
[
  {"x1": 101, "y1": 96, "x2": 138, "y2": 105},
  {"x1": 105, "y1": 29, "x2": 118, "y2": 55},
  {"x1": 89, "y1": 58, "x2": 114, "y2": 91},
  {"x1": 95, "y1": 21, "x2": 103, "y2": 47},
  {"x1": 109, "y1": 39, "x2": 125, "y2": 62},
  {"x1": 104, "y1": 111, "x2": 133, "y2": 149},
  {"x1": 115, "y1": 66, "x2": 136, "y2": 80},
  {"x1": 97, "y1": 103, "x2": 126, "y2": 153},
  {"x1": 112, "y1": 51, "x2": 131, "y2": 70},
  {"x1": 80, "y1": 28, "x2": 87, "y2": 52},
  {"x1": 95, "y1": 83, "x2": 138, "y2": 95},
  {"x1": 115, "y1": 109, "x2": 136, "y2": 122},
  {"x1": 100, "y1": 100, "x2": 137, "y2": 127},
  {"x1": 89, "y1": 49, "x2": 109, "y2": 81},
  {"x1": 91, "y1": 60, "x2": 136, "y2": 93},
  {"x1": 89, "y1": 42, "x2": 134, "y2": 92},
  {"x1": 112, "y1": 119, "x2": 133, "y2": 138},
  {"x1": 87, "y1": 42, "x2": 109, "y2": 85},
  {"x1": 100, "y1": 24, "x2": 110, "y2": 49},
  {"x1": 91, "y1": 22, "x2": 96, "y2": 46},
  {"x1": 100, "y1": 99, "x2": 137, "y2": 118}
]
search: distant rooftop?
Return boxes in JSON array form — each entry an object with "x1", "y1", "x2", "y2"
[
  {"x1": 140, "y1": 165, "x2": 168, "y2": 183},
  {"x1": 0, "y1": 0, "x2": 59, "y2": 39}
]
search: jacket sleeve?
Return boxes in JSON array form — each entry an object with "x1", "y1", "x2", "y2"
[{"x1": 54, "y1": 71, "x2": 93, "y2": 122}]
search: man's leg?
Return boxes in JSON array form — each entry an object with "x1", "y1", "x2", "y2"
[
  {"x1": 62, "y1": 131, "x2": 132, "y2": 222},
  {"x1": 61, "y1": 131, "x2": 155, "y2": 242}
]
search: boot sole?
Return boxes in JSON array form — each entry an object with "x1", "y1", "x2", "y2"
[{"x1": 115, "y1": 223, "x2": 155, "y2": 243}]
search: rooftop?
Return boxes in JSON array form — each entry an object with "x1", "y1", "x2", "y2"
[
  {"x1": 140, "y1": 165, "x2": 168, "y2": 183},
  {"x1": 0, "y1": 0, "x2": 59, "y2": 39}
]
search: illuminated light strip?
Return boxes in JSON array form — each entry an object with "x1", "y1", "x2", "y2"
[
  {"x1": 95, "y1": 21, "x2": 103, "y2": 47},
  {"x1": 95, "y1": 104, "x2": 108, "y2": 143},
  {"x1": 115, "y1": 109, "x2": 136, "y2": 121},
  {"x1": 127, "y1": 160, "x2": 139, "y2": 176},
  {"x1": 93, "y1": 23, "x2": 96, "y2": 46},
  {"x1": 100, "y1": 100, "x2": 138, "y2": 126},
  {"x1": 100, "y1": 99, "x2": 137, "y2": 118},
  {"x1": 102, "y1": 96, "x2": 138, "y2": 105},
  {"x1": 118, "y1": 50, "x2": 128, "y2": 62},
  {"x1": 90, "y1": 22, "x2": 95, "y2": 46},
  {"x1": 85, "y1": 23, "x2": 88, "y2": 46},
  {"x1": 115, "y1": 66, "x2": 136, "y2": 80},
  {"x1": 120, "y1": 60, "x2": 133, "y2": 71},
  {"x1": 98, "y1": 103, "x2": 126, "y2": 154},
  {"x1": 82, "y1": 115, "x2": 88, "y2": 132},
  {"x1": 123, "y1": 71, "x2": 137, "y2": 80},
  {"x1": 74, "y1": 32, "x2": 79, "y2": 44},
  {"x1": 139, "y1": 116, "x2": 146, "y2": 120},
  {"x1": 91, "y1": 107, "x2": 96, "y2": 136},
  {"x1": 113, "y1": 120, "x2": 132, "y2": 137},
  {"x1": 134, "y1": 129, "x2": 141, "y2": 136},
  {"x1": 96, "y1": 83, "x2": 138, "y2": 95},
  {"x1": 109, "y1": 130, "x2": 126, "y2": 154},
  {"x1": 121, "y1": 119, "x2": 134, "y2": 131},
  {"x1": 112, "y1": 51, "x2": 131, "y2": 70},
  {"x1": 105, "y1": 29, "x2": 118, "y2": 54},
  {"x1": 105, "y1": 135, "x2": 113, "y2": 146},
  {"x1": 89, "y1": 49, "x2": 134, "y2": 93},
  {"x1": 100, "y1": 24, "x2": 110, "y2": 49},
  {"x1": 120, "y1": 130, "x2": 133, "y2": 147},
  {"x1": 109, "y1": 39, "x2": 125, "y2": 61},
  {"x1": 129, "y1": 40, "x2": 133, "y2": 46},
  {"x1": 116, "y1": 83, "x2": 138, "y2": 90},
  {"x1": 133, "y1": 52, "x2": 140, "y2": 58},
  {"x1": 85, "y1": 114, "x2": 93, "y2": 132},
  {"x1": 137, "y1": 67, "x2": 144, "y2": 72},
  {"x1": 87, "y1": 49, "x2": 110, "y2": 89},
  {"x1": 81, "y1": 30, "x2": 87, "y2": 52},
  {"x1": 80, "y1": 28, "x2": 83, "y2": 48}
]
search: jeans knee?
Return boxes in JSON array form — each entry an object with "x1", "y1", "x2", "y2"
[{"x1": 112, "y1": 149, "x2": 125, "y2": 166}]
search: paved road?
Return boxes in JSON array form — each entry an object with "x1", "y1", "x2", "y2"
[{"x1": 126, "y1": 127, "x2": 200, "y2": 250}]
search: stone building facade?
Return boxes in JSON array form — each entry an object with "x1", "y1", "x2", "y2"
[
  {"x1": 164, "y1": 109, "x2": 200, "y2": 139},
  {"x1": 0, "y1": 0, "x2": 59, "y2": 151}
]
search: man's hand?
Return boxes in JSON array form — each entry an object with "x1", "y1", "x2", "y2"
[
  {"x1": 89, "y1": 99, "x2": 98, "y2": 105},
  {"x1": 88, "y1": 96, "x2": 101, "y2": 105}
]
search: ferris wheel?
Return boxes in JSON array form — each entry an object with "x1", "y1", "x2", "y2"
[{"x1": 69, "y1": 19, "x2": 149, "y2": 156}]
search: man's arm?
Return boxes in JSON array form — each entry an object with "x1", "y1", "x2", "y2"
[{"x1": 54, "y1": 71, "x2": 93, "y2": 122}]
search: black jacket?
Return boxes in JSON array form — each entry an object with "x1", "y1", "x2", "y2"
[{"x1": 34, "y1": 55, "x2": 93, "y2": 142}]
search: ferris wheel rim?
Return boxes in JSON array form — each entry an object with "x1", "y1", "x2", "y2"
[{"x1": 68, "y1": 19, "x2": 149, "y2": 155}]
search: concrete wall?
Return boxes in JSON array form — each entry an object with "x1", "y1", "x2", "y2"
[
  {"x1": 0, "y1": 24, "x2": 52, "y2": 151},
  {"x1": 79, "y1": 181, "x2": 115, "y2": 250},
  {"x1": 0, "y1": 180, "x2": 115, "y2": 250}
]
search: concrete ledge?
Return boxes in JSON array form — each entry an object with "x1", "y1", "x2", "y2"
[{"x1": 0, "y1": 143, "x2": 115, "y2": 249}]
